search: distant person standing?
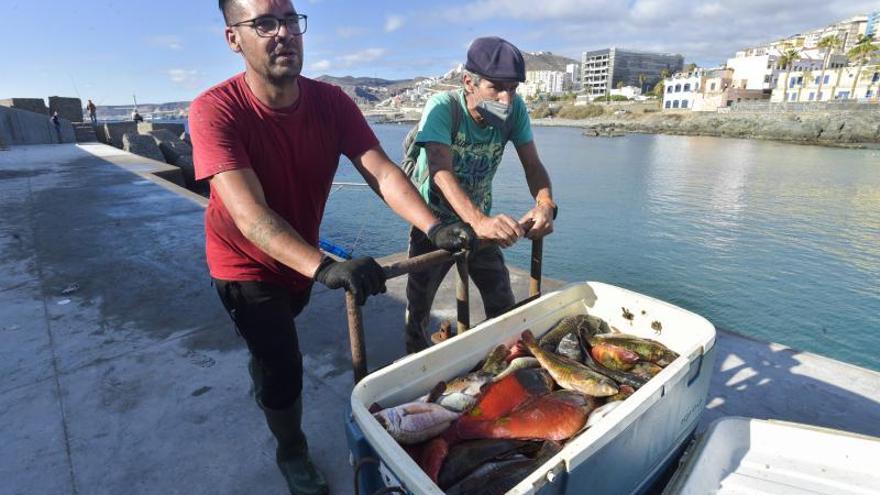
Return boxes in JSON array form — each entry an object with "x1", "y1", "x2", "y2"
[
  {"x1": 86, "y1": 99, "x2": 97, "y2": 125},
  {"x1": 51, "y1": 111, "x2": 62, "y2": 142},
  {"x1": 132, "y1": 110, "x2": 144, "y2": 123}
]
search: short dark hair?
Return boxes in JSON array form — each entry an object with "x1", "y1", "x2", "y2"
[{"x1": 218, "y1": 0, "x2": 238, "y2": 24}]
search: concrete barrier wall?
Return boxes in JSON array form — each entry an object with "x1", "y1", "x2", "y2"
[
  {"x1": 137, "y1": 122, "x2": 185, "y2": 136},
  {"x1": 49, "y1": 96, "x2": 84, "y2": 123},
  {"x1": 103, "y1": 122, "x2": 138, "y2": 148},
  {"x1": 0, "y1": 98, "x2": 49, "y2": 115},
  {"x1": 0, "y1": 106, "x2": 75, "y2": 145}
]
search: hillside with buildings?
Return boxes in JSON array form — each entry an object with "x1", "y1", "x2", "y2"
[
  {"x1": 314, "y1": 75, "x2": 427, "y2": 105},
  {"x1": 660, "y1": 12, "x2": 879, "y2": 112}
]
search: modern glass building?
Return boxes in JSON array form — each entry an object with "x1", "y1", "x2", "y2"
[
  {"x1": 868, "y1": 10, "x2": 879, "y2": 38},
  {"x1": 581, "y1": 48, "x2": 684, "y2": 97}
]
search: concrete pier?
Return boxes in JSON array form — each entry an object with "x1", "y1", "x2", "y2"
[{"x1": 2, "y1": 143, "x2": 879, "y2": 495}]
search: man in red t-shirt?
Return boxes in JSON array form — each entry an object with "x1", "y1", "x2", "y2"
[{"x1": 192, "y1": 1, "x2": 476, "y2": 493}]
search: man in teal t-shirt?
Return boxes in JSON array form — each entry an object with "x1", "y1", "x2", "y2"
[{"x1": 404, "y1": 36, "x2": 557, "y2": 353}]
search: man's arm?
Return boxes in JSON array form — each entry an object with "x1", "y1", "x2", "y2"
[
  {"x1": 425, "y1": 142, "x2": 524, "y2": 247},
  {"x1": 210, "y1": 168, "x2": 324, "y2": 277},
  {"x1": 350, "y1": 145, "x2": 437, "y2": 234},
  {"x1": 350, "y1": 145, "x2": 479, "y2": 253},
  {"x1": 514, "y1": 140, "x2": 555, "y2": 239}
]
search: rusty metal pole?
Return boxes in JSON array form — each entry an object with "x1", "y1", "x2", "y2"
[
  {"x1": 345, "y1": 291, "x2": 368, "y2": 384},
  {"x1": 455, "y1": 254, "x2": 470, "y2": 335},
  {"x1": 530, "y1": 238, "x2": 543, "y2": 297}
]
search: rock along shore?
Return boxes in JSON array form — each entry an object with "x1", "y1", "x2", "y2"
[{"x1": 532, "y1": 110, "x2": 880, "y2": 149}]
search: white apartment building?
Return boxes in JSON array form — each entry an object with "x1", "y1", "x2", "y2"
[
  {"x1": 663, "y1": 68, "x2": 770, "y2": 111},
  {"x1": 771, "y1": 65, "x2": 880, "y2": 102},
  {"x1": 565, "y1": 63, "x2": 582, "y2": 91},
  {"x1": 725, "y1": 50, "x2": 847, "y2": 93},
  {"x1": 662, "y1": 69, "x2": 704, "y2": 110},
  {"x1": 740, "y1": 15, "x2": 869, "y2": 54},
  {"x1": 523, "y1": 70, "x2": 568, "y2": 97}
]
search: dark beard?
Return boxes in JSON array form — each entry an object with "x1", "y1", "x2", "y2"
[
  {"x1": 266, "y1": 71, "x2": 299, "y2": 86},
  {"x1": 264, "y1": 57, "x2": 302, "y2": 86}
]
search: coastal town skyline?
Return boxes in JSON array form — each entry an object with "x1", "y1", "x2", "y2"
[{"x1": 1, "y1": 0, "x2": 877, "y2": 105}]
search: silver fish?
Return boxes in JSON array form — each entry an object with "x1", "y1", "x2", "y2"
[
  {"x1": 437, "y1": 392, "x2": 478, "y2": 412},
  {"x1": 492, "y1": 357, "x2": 540, "y2": 382},
  {"x1": 556, "y1": 332, "x2": 583, "y2": 362},
  {"x1": 373, "y1": 402, "x2": 460, "y2": 444},
  {"x1": 445, "y1": 371, "x2": 493, "y2": 395},
  {"x1": 480, "y1": 345, "x2": 511, "y2": 376}
]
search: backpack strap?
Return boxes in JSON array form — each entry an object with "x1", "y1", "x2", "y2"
[
  {"x1": 405, "y1": 90, "x2": 465, "y2": 189},
  {"x1": 446, "y1": 90, "x2": 463, "y2": 144}
]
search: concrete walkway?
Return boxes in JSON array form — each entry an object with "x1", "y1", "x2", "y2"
[{"x1": 2, "y1": 143, "x2": 879, "y2": 495}]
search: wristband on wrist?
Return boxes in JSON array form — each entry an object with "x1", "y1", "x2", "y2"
[{"x1": 537, "y1": 199, "x2": 558, "y2": 220}]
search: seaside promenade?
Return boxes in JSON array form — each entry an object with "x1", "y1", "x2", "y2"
[{"x1": 2, "y1": 143, "x2": 879, "y2": 494}]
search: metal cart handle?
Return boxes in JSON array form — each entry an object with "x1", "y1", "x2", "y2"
[{"x1": 346, "y1": 234, "x2": 544, "y2": 384}]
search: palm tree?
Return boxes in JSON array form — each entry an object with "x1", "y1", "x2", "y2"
[
  {"x1": 777, "y1": 48, "x2": 801, "y2": 105},
  {"x1": 638, "y1": 73, "x2": 647, "y2": 94},
  {"x1": 815, "y1": 35, "x2": 842, "y2": 101},
  {"x1": 799, "y1": 68, "x2": 812, "y2": 101},
  {"x1": 847, "y1": 34, "x2": 879, "y2": 100}
]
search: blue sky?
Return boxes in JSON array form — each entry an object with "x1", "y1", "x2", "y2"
[{"x1": 0, "y1": 0, "x2": 876, "y2": 105}]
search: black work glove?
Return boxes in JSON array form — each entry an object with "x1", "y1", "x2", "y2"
[
  {"x1": 313, "y1": 256, "x2": 386, "y2": 306},
  {"x1": 427, "y1": 222, "x2": 479, "y2": 253}
]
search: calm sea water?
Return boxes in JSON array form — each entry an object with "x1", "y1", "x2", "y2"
[{"x1": 322, "y1": 124, "x2": 880, "y2": 371}]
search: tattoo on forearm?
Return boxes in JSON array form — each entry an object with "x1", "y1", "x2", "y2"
[{"x1": 246, "y1": 212, "x2": 290, "y2": 253}]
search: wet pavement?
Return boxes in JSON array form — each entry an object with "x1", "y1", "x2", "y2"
[{"x1": 2, "y1": 143, "x2": 878, "y2": 495}]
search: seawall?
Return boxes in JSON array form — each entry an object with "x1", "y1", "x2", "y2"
[
  {"x1": 0, "y1": 105, "x2": 75, "y2": 145},
  {"x1": 533, "y1": 109, "x2": 880, "y2": 148}
]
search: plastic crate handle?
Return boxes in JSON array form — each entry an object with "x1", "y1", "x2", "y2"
[{"x1": 686, "y1": 347, "x2": 704, "y2": 387}]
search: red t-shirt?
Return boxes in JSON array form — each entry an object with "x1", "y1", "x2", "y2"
[{"x1": 190, "y1": 74, "x2": 378, "y2": 293}]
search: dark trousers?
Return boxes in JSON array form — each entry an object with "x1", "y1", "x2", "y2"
[
  {"x1": 214, "y1": 279, "x2": 310, "y2": 411},
  {"x1": 404, "y1": 227, "x2": 515, "y2": 352}
]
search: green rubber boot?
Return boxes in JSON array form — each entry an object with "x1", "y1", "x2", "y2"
[{"x1": 249, "y1": 359, "x2": 329, "y2": 495}]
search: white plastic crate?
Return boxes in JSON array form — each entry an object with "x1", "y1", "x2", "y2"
[
  {"x1": 351, "y1": 281, "x2": 717, "y2": 494},
  {"x1": 663, "y1": 417, "x2": 880, "y2": 495}
]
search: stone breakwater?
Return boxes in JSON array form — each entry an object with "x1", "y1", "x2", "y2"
[{"x1": 534, "y1": 111, "x2": 880, "y2": 148}]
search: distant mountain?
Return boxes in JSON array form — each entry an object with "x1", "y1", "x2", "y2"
[
  {"x1": 315, "y1": 75, "x2": 428, "y2": 104},
  {"x1": 523, "y1": 52, "x2": 579, "y2": 72},
  {"x1": 92, "y1": 52, "x2": 580, "y2": 119}
]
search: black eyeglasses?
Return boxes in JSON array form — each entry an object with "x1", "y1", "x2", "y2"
[{"x1": 229, "y1": 14, "x2": 307, "y2": 37}]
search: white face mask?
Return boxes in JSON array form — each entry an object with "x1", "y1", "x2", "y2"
[{"x1": 475, "y1": 98, "x2": 511, "y2": 128}]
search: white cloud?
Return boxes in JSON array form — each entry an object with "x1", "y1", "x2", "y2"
[
  {"x1": 339, "y1": 48, "x2": 387, "y2": 67},
  {"x1": 167, "y1": 69, "x2": 200, "y2": 88},
  {"x1": 310, "y1": 59, "x2": 332, "y2": 71},
  {"x1": 385, "y1": 15, "x2": 405, "y2": 32},
  {"x1": 149, "y1": 35, "x2": 183, "y2": 50},
  {"x1": 438, "y1": 0, "x2": 879, "y2": 66}
]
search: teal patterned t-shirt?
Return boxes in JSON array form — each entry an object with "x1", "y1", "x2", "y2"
[{"x1": 413, "y1": 89, "x2": 533, "y2": 223}]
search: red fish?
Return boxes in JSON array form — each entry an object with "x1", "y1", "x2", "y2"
[
  {"x1": 462, "y1": 368, "x2": 553, "y2": 422},
  {"x1": 505, "y1": 340, "x2": 531, "y2": 362},
  {"x1": 454, "y1": 390, "x2": 601, "y2": 442},
  {"x1": 446, "y1": 368, "x2": 553, "y2": 444},
  {"x1": 590, "y1": 342, "x2": 640, "y2": 371},
  {"x1": 417, "y1": 436, "x2": 449, "y2": 483}
]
